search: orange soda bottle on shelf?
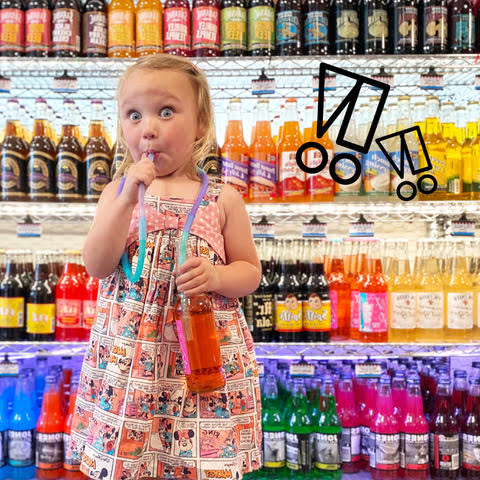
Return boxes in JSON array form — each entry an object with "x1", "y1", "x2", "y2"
[
  {"x1": 221, "y1": 98, "x2": 250, "y2": 199},
  {"x1": 303, "y1": 104, "x2": 313, "y2": 143},
  {"x1": 107, "y1": 0, "x2": 135, "y2": 57},
  {"x1": 249, "y1": 98, "x2": 277, "y2": 202},
  {"x1": 350, "y1": 240, "x2": 369, "y2": 341},
  {"x1": 277, "y1": 97, "x2": 306, "y2": 202},
  {"x1": 135, "y1": 0, "x2": 163, "y2": 56}
]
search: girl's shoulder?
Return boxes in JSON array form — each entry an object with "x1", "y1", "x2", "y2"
[{"x1": 216, "y1": 183, "x2": 246, "y2": 231}]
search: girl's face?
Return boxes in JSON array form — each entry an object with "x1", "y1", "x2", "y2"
[{"x1": 119, "y1": 69, "x2": 203, "y2": 177}]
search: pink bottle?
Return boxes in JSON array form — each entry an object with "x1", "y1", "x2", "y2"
[
  {"x1": 401, "y1": 375, "x2": 429, "y2": 480},
  {"x1": 361, "y1": 378, "x2": 378, "y2": 469},
  {"x1": 392, "y1": 371, "x2": 407, "y2": 426}
]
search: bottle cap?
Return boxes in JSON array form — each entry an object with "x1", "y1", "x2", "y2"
[
  {"x1": 438, "y1": 373, "x2": 450, "y2": 385},
  {"x1": 379, "y1": 373, "x2": 391, "y2": 385},
  {"x1": 454, "y1": 369, "x2": 467, "y2": 379}
]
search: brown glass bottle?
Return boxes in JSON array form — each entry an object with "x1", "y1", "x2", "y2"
[
  {"x1": 193, "y1": 0, "x2": 220, "y2": 56},
  {"x1": 85, "y1": 100, "x2": 111, "y2": 202},
  {"x1": 422, "y1": 0, "x2": 448, "y2": 53},
  {"x1": 332, "y1": 0, "x2": 360, "y2": 54},
  {"x1": 449, "y1": 0, "x2": 475, "y2": 53},
  {"x1": 82, "y1": 0, "x2": 108, "y2": 56},
  {"x1": 275, "y1": 0, "x2": 302, "y2": 55},
  {"x1": 51, "y1": 0, "x2": 81, "y2": 56},
  {"x1": 362, "y1": 0, "x2": 390, "y2": 53},
  {"x1": 110, "y1": 141, "x2": 125, "y2": 179},
  {"x1": 391, "y1": 0, "x2": 418, "y2": 53},
  {"x1": 28, "y1": 99, "x2": 57, "y2": 201},
  {"x1": 25, "y1": 0, "x2": 51, "y2": 56},
  {"x1": 1, "y1": 99, "x2": 28, "y2": 201},
  {"x1": 302, "y1": 0, "x2": 329, "y2": 55},
  {"x1": 0, "y1": 0, "x2": 25, "y2": 56},
  {"x1": 56, "y1": 100, "x2": 85, "y2": 202}
]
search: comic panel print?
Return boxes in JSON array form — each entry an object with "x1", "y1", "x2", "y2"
[
  {"x1": 221, "y1": 346, "x2": 244, "y2": 381},
  {"x1": 239, "y1": 345, "x2": 257, "y2": 379},
  {"x1": 199, "y1": 422, "x2": 237, "y2": 459},
  {"x1": 106, "y1": 338, "x2": 135, "y2": 377},
  {"x1": 117, "y1": 420, "x2": 151, "y2": 459},
  {"x1": 86, "y1": 410, "x2": 121, "y2": 457},
  {"x1": 156, "y1": 343, "x2": 167, "y2": 380},
  {"x1": 156, "y1": 381, "x2": 185, "y2": 417},
  {"x1": 84, "y1": 332, "x2": 99, "y2": 368},
  {"x1": 124, "y1": 381, "x2": 157, "y2": 421},
  {"x1": 136, "y1": 310, "x2": 160, "y2": 342},
  {"x1": 199, "y1": 391, "x2": 230, "y2": 419},
  {"x1": 131, "y1": 342, "x2": 156, "y2": 380},
  {"x1": 81, "y1": 442, "x2": 115, "y2": 480},
  {"x1": 66, "y1": 430, "x2": 85, "y2": 468},
  {"x1": 215, "y1": 311, "x2": 241, "y2": 345},
  {"x1": 227, "y1": 379, "x2": 255, "y2": 416},
  {"x1": 96, "y1": 373, "x2": 127, "y2": 415},
  {"x1": 150, "y1": 417, "x2": 174, "y2": 454},
  {"x1": 173, "y1": 421, "x2": 198, "y2": 459},
  {"x1": 72, "y1": 397, "x2": 95, "y2": 436},
  {"x1": 181, "y1": 391, "x2": 197, "y2": 419},
  {"x1": 97, "y1": 336, "x2": 113, "y2": 371},
  {"x1": 115, "y1": 307, "x2": 142, "y2": 341},
  {"x1": 157, "y1": 454, "x2": 197, "y2": 480},
  {"x1": 232, "y1": 415, "x2": 256, "y2": 451},
  {"x1": 78, "y1": 365, "x2": 102, "y2": 403},
  {"x1": 113, "y1": 452, "x2": 156, "y2": 480},
  {"x1": 92, "y1": 296, "x2": 111, "y2": 334},
  {"x1": 166, "y1": 345, "x2": 185, "y2": 379},
  {"x1": 199, "y1": 458, "x2": 242, "y2": 479}
]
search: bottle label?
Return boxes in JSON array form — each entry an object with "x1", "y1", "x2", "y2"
[
  {"x1": 249, "y1": 156, "x2": 276, "y2": 198},
  {"x1": 367, "y1": 8, "x2": 388, "y2": 42},
  {"x1": 56, "y1": 298, "x2": 82, "y2": 328},
  {"x1": 462, "y1": 433, "x2": 480, "y2": 471},
  {"x1": 279, "y1": 151, "x2": 305, "y2": 197},
  {"x1": 330, "y1": 290, "x2": 338, "y2": 330},
  {"x1": 275, "y1": 10, "x2": 300, "y2": 46},
  {"x1": 108, "y1": 10, "x2": 134, "y2": 51},
  {"x1": 25, "y1": 8, "x2": 51, "y2": 51},
  {"x1": 63, "y1": 432, "x2": 80, "y2": 470},
  {"x1": 417, "y1": 292, "x2": 443, "y2": 329},
  {"x1": 221, "y1": 154, "x2": 249, "y2": 197},
  {"x1": 0, "y1": 297, "x2": 24, "y2": 328},
  {"x1": 390, "y1": 292, "x2": 416, "y2": 330},
  {"x1": 248, "y1": 6, "x2": 274, "y2": 50},
  {"x1": 263, "y1": 431, "x2": 286, "y2": 468},
  {"x1": 302, "y1": 296, "x2": 330, "y2": 332},
  {"x1": 0, "y1": 8, "x2": 25, "y2": 53},
  {"x1": 28, "y1": 151, "x2": 54, "y2": 196},
  {"x1": 52, "y1": 8, "x2": 80, "y2": 52},
  {"x1": 36, "y1": 432, "x2": 63, "y2": 469},
  {"x1": 221, "y1": 7, "x2": 246, "y2": 51},
  {"x1": 164, "y1": 6, "x2": 190, "y2": 50},
  {"x1": 252, "y1": 292, "x2": 274, "y2": 333},
  {"x1": 27, "y1": 303, "x2": 55, "y2": 334},
  {"x1": 334, "y1": 150, "x2": 362, "y2": 194},
  {"x1": 336, "y1": 9, "x2": 359, "y2": 42},
  {"x1": 0, "y1": 430, "x2": 6, "y2": 467},
  {"x1": 430, "y1": 433, "x2": 459, "y2": 471},
  {"x1": 396, "y1": 6, "x2": 417, "y2": 48},
  {"x1": 82, "y1": 11, "x2": 107, "y2": 55},
  {"x1": 447, "y1": 292, "x2": 473, "y2": 329},
  {"x1": 304, "y1": 11, "x2": 328, "y2": 47},
  {"x1": 307, "y1": 148, "x2": 334, "y2": 196},
  {"x1": 315, "y1": 432, "x2": 340, "y2": 470},
  {"x1": 175, "y1": 316, "x2": 191, "y2": 375},
  {"x1": 86, "y1": 153, "x2": 110, "y2": 200},
  {"x1": 82, "y1": 300, "x2": 96, "y2": 327},
  {"x1": 275, "y1": 292, "x2": 302, "y2": 333},
  {"x1": 452, "y1": 13, "x2": 475, "y2": 49},
  {"x1": 359, "y1": 292, "x2": 388, "y2": 333},
  {"x1": 351, "y1": 290, "x2": 360, "y2": 331},
  {"x1": 363, "y1": 150, "x2": 390, "y2": 194},
  {"x1": 286, "y1": 432, "x2": 312, "y2": 472},
  {"x1": 341, "y1": 426, "x2": 361, "y2": 463},
  {"x1": 361, "y1": 425, "x2": 370, "y2": 461},
  {"x1": 136, "y1": 9, "x2": 162, "y2": 52},
  {"x1": 370, "y1": 432, "x2": 400, "y2": 470},
  {"x1": 400, "y1": 432, "x2": 429, "y2": 470},
  {"x1": 193, "y1": 6, "x2": 219, "y2": 49},
  {"x1": 57, "y1": 152, "x2": 80, "y2": 198},
  {"x1": 1, "y1": 150, "x2": 26, "y2": 196},
  {"x1": 425, "y1": 7, "x2": 448, "y2": 46},
  {"x1": 8, "y1": 429, "x2": 35, "y2": 466}
]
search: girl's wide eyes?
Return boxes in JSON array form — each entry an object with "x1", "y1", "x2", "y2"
[
  {"x1": 160, "y1": 107, "x2": 173, "y2": 118},
  {"x1": 129, "y1": 111, "x2": 141, "y2": 121}
]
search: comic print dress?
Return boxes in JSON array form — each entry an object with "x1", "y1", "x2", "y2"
[{"x1": 68, "y1": 181, "x2": 262, "y2": 480}]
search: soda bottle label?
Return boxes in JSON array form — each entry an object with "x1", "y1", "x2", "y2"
[
  {"x1": 336, "y1": 10, "x2": 359, "y2": 42},
  {"x1": 302, "y1": 296, "x2": 330, "y2": 332},
  {"x1": 249, "y1": 156, "x2": 276, "y2": 199},
  {"x1": 175, "y1": 317, "x2": 191, "y2": 375},
  {"x1": 452, "y1": 14, "x2": 475, "y2": 49},
  {"x1": 430, "y1": 433, "x2": 460, "y2": 470},
  {"x1": 286, "y1": 432, "x2": 312, "y2": 472},
  {"x1": 396, "y1": 7, "x2": 417, "y2": 48},
  {"x1": 363, "y1": 150, "x2": 390, "y2": 195},
  {"x1": 307, "y1": 148, "x2": 334, "y2": 195},
  {"x1": 400, "y1": 432, "x2": 429, "y2": 470},
  {"x1": 26, "y1": 303, "x2": 55, "y2": 334},
  {"x1": 252, "y1": 293, "x2": 274, "y2": 333},
  {"x1": 279, "y1": 151, "x2": 305, "y2": 197},
  {"x1": 366, "y1": 8, "x2": 388, "y2": 42},
  {"x1": 136, "y1": 9, "x2": 162, "y2": 52},
  {"x1": 350, "y1": 290, "x2": 360, "y2": 331},
  {"x1": 52, "y1": 8, "x2": 81, "y2": 53},
  {"x1": 447, "y1": 292, "x2": 473, "y2": 329},
  {"x1": 0, "y1": 297, "x2": 24, "y2": 327},
  {"x1": 8, "y1": 429, "x2": 35, "y2": 466},
  {"x1": 334, "y1": 150, "x2": 362, "y2": 194},
  {"x1": 359, "y1": 292, "x2": 388, "y2": 333},
  {"x1": 248, "y1": 6, "x2": 274, "y2": 50},
  {"x1": 330, "y1": 290, "x2": 338, "y2": 330},
  {"x1": 221, "y1": 154, "x2": 249, "y2": 197},
  {"x1": 1, "y1": 150, "x2": 26, "y2": 195},
  {"x1": 370, "y1": 432, "x2": 400, "y2": 469},
  {"x1": 56, "y1": 299, "x2": 82, "y2": 328},
  {"x1": 0, "y1": 8, "x2": 24, "y2": 53},
  {"x1": 82, "y1": 11, "x2": 108, "y2": 55},
  {"x1": 25, "y1": 8, "x2": 51, "y2": 52},
  {"x1": 86, "y1": 153, "x2": 111, "y2": 200},
  {"x1": 193, "y1": 6, "x2": 219, "y2": 49},
  {"x1": 57, "y1": 152, "x2": 81, "y2": 198},
  {"x1": 275, "y1": 10, "x2": 300, "y2": 46},
  {"x1": 304, "y1": 11, "x2": 328, "y2": 47},
  {"x1": 28, "y1": 151, "x2": 55, "y2": 197},
  {"x1": 361, "y1": 425, "x2": 370, "y2": 461},
  {"x1": 462, "y1": 433, "x2": 480, "y2": 471},
  {"x1": 315, "y1": 432, "x2": 341, "y2": 469},
  {"x1": 390, "y1": 149, "x2": 418, "y2": 195},
  {"x1": 417, "y1": 292, "x2": 443, "y2": 329},
  {"x1": 275, "y1": 293, "x2": 302, "y2": 333},
  {"x1": 221, "y1": 7, "x2": 246, "y2": 51},
  {"x1": 341, "y1": 426, "x2": 361, "y2": 463},
  {"x1": 36, "y1": 432, "x2": 63, "y2": 469},
  {"x1": 390, "y1": 292, "x2": 416, "y2": 330},
  {"x1": 263, "y1": 430, "x2": 285, "y2": 468},
  {"x1": 424, "y1": 7, "x2": 447, "y2": 46},
  {"x1": 82, "y1": 300, "x2": 96, "y2": 327},
  {"x1": 108, "y1": 10, "x2": 134, "y2": 52}
]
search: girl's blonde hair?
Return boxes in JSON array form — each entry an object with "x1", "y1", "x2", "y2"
[{"x1": 114, "y1": 54, "x2": 217, "y2": 180}]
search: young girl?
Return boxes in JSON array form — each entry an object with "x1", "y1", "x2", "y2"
[{"x1": 69, "y1": 54, "x2": 263, "y2": 480}]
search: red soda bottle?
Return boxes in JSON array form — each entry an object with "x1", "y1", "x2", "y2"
[
  {"x1": 192, "y1": 0, "x2": 220, "y2": 56},
  {"x1": 453, "y1": 369, "x2": 467, "y2": 426},
  {"x1": 83, "y1": 275, "x2": 98, "y2": 341},
  {"x1": 462, "y1": 377, "x2": 480, "y2": 479},
  {"x1": 163, "y1": 0, "x2": 191, "y2": 56},
  {"x1": 392, "y1": 371, "x2": 407, "y2": 423},
  {"x1": 361, "y1": 378, "x2": 378, "y2": 469}
]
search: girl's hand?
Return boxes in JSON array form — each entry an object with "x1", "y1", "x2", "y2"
[
  {"x1": 120, "y1": 155, "x2": 156, "y2": 207},
  {"x1": 176, "y1": 257, "x2": 220, "y2": 296}
]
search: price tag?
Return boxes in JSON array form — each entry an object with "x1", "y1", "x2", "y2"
[
  {"x1": 252, "y1": 222, "x2": 274, "y2": 238},
  {"x1": 52, "y1": 73, "x2": 78, "y2": 93},
  {"x1": 0, "y1": 76, "x2": 11, "y2": 93},
  {"x1": 451, "y1": 221, "x2": 475, "y2": 236},
  {"x1": 257, "y1": 362, "x2": 264, "y2": 377},
  {"x1": 302, "y1": 222, "x2": 327, "y2": 238},
  {"x1": 420, "y1": 72, "x2": 444, "y2": 90},
  {"x1": 475, "y1": 75, "x2": 480, "y2": 90},
  {"x1": 313, "y1": 75, "x2": 336, "y2": 92},
  {"x1": 371, "y1": 74, "x2": 394, "y2": 89},
  {"x1": 251, "y1": 78, "x2": 275, "y2": 95},
  {"x1": 355, "y1": 363, "x2": 382, "y2": 378},
  {"x1": 17, "y1": 222, "x2": 42, "y2": 237},
  {"x1": 0, "y1": 362, "x2": 18, "y2": 376},
  {"x1": 349, "y1": 221, "x2": 374, "y2": 237},
  {"x1": 290, "y1": 362, "x2": 315, "y2": 377}
]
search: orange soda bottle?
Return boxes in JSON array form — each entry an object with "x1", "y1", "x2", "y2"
[
  {"x1": 277, "y1": 97, "x2": 306, "y2": 202},
  {"x1": 107, "y1": 0, "x2": 135, "y2": 57},
  {"x1": 221, "y1": 98, "x2": 250, "y2": 199},
  {"x1": 135, "y1": 0, "x2": 163, "y2": 56},
  {"x1": 249, "y1": 98, "x2": 277, "y2": 202},
  {"x1": 350, "y1": 239, "x2": 369, "y2": 341}
]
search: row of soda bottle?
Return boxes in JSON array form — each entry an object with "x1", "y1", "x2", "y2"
[
  {"x1": 253, "y1": 357, "x2": 480, "y2": 479},
  {"x1": 243, "y1": 237, "x2": 480, "y2": 344},
  {"x1": 0, "y1": 249, "x2": 98, "y2": 342}
]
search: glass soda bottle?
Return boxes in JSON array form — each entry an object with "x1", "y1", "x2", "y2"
[
  {"x1": 361, "y1": 378, "x2": 378, "y2": 467},
  {"x1": 350, "y1": 240, "x2": 366, "y2": 341},
  {"x1": 449, "y1": 0, "x2": 475, "y2": 53},
  {"x1": 51, "y1": 0, "x2": 81, "y2": 57},
  {"x1": 0, "y1": 378, "x2": 8, "y2": 468},
  {"x1": 303, "y1": 0, "x2": 329, "y2": 55},
  {"x1": 453, "y1": 369, "x2": 467, "y2": 426},
  {"x1": 173, "y1": 292, "x2": 225, "y2": 393},
  {"x1": 422, "y1": 0, "x2": 448, "y2": 53},
  {"x1": 362, "y1": 0, "x2": 389, "y2": 53},
  {"x1": 247, "y1": 0, "x2": 274, "y2": 55},
  {"x1": 333, "y1": 0, "x2": 360, "y2": 54},
  {"x1": 64, "y1": 375, "x2": 80, "y2": 471},
  {"x1": 83, "y1": 275, "x2": 98, "y2": 341},
  {"x1": 164, "y1": 0, "x2": 191, "y2": 56},
  {"x1": 392, "y1": 370, "x2": 406, "y2": 421},
  {"x1": 25, "y1": 0, "x2": 51, "y2": 56},
  {"x1": 82, "y1": 0, "x2": 108, "y2": 56},
  {"x1": 462, "y1": 377, "x2": 480, "y2": 478},
  {"x1": 275, "y1": 0, "x2": 301, "y2": 55},
  {"x1": 36, "y1": 375, "x2": 64, "y2": 470},
  {"x1": 107, "y1": 0, "x2": 134, "y2": 57},
  {"x1": 391, "y1": 0, "x2": 419, "y2": 53},
  {"x1": 220, "y1": 0, "x2": 247, "y2": 55},
  {"x1": 192, "y1": 0, "x2": 220, "y2": 56},
  {"x1": 0, "y1": 0, "x2": 25, "y2": 57},
  {"x1": 135, "y1": 0, "x2": 163, "y2": 56}
]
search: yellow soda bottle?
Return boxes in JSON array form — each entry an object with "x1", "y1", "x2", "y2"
[
  {"x1": 461, "y1": 101, "x2": 477, "y2": 199},
  {"x1": 472, "y1": 239, "x2": 480, "y2": 341},
  {"x1": 470, "y1": 102, "x2": 480, "y2": 199}
]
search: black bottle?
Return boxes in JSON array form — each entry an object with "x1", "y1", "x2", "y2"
[
  {"x1": 275, "y1": 0, "x2": 302, "y2": 55},
  {"x1": 391, "y1": 0, "x2": 419, "y2": 53},
  {"x1": 362, "y1": 0, "x2": 390, "y2": 53},
  {"x1": 332, "y1": 0, "x2": 360, "y2": 54},
  {"x1": 51, "y1": 0, "x2": 81, "y2": 57},
  {"x1": 422, "y1": 0, "x2": 448, "y2": 53},
  {"x1": 82, "y1": 0, "x2": 108, "y2": 57},
  {"x1": 448, "y1": 0, "x2": 475, "y2": 53},
  {"x1": 252, "y1": 260, "x2": 275, "y2": 342},
  {"x1": 302, "y1": 0, "x2": 330, "y2": 54}
]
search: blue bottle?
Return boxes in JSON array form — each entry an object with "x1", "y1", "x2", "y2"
[
  {"x1": 21, "y1": 369, "x2": 40, "y2": 422},
  {"x1": 34, "y1": 357, "x2": 48, "y2": 409},
  {"x1": 8, "y1": 373, "x2": 36, "y2": 467},
  {"x1": 0, "y1": 355, "x2": 19, "y2": 419},
  {"x1": 0, "y1": 378, "x2": 9, "y2": 468}
]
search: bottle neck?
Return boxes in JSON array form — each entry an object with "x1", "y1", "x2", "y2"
[
  {"x1": 33, "y1": 119, "x2": 48, "y2": 138},
  {"x1": 61, "y1": 125, "x2": 76, "y2": 137},
  {"x1": 5, "y1": 260, "x2": 17, "y2": 277},
  {"x1": 34, "y1": 263, "x2": 49, "y2": 282}
]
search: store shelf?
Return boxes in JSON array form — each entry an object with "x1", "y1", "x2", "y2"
[{"x1": 0, "y1": 341, "x2": 88, "y2": 359}]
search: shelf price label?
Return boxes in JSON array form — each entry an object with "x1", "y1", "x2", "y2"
[
  {"x1": 313, "y1": 74, "x2": 336, "y2": 92},
  {"x1": 17, "y1": 222, "x2": 42, "y2": 238},
  {"x1": 349, "y1": 221, "x2": 374, "y2": 238},
  {"x1": 302, "y1": 222, "x2": 327, "y2": 238},
  {"x1": 252, "y1": 221, "x2": 274, "y2": 238},
  {"x1": 52, "y1": 72, "x2": 78, "y2": 93},
  {"x1": 289, "y1": 362, "x2": 315, "y2": 377},
  {"x1": 355, "y1": 363, "x2": 382, "y2": 378},
  {"x1": 451, "y1": 221, "x2": 475, "y2": 237},
  {"x1": 257, "y1": 362, "x2": 264, "y2": 377},
  {"x1": 0, "y1": 75, "x2": 11, "y2": 93},
  {"x1": 420, "y1": 71, "x2": 444, "y2": 90}
]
